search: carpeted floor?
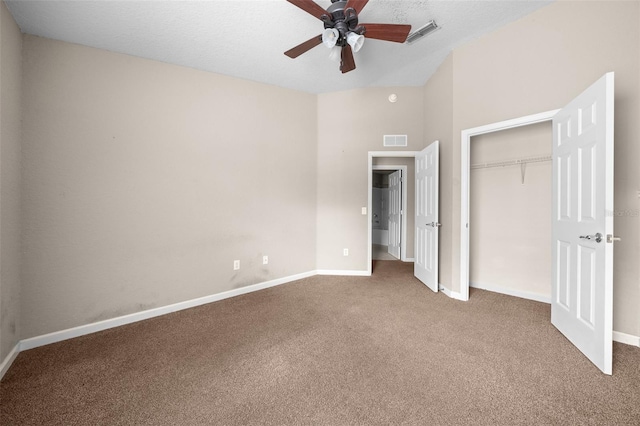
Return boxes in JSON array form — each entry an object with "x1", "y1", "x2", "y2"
[{"x1": 1, "y1": 260, "x2": 639, "y2": 425}]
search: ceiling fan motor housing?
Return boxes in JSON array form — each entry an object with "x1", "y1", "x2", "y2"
[{"x1": 323, "y1": 0, "x2": 364, "y2": 46}]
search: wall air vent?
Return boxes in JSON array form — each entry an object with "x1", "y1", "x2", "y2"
[{"x1": 383, "y1": 135, "x2": 408, "y2": 147}]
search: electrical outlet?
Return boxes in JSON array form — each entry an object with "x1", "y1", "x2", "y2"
[
  {"x1": 343, "y1": 248, "x2": 349, "y2": 256},
  {"x1": 233, "y1": 260, "x2": 240, "y2": 270},
  {"x1": 263, "y1": 255, "x2": 269, "y2": 265}
]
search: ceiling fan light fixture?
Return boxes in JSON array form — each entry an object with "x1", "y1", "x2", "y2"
[
  {"x1": 346, "y1": 32, "x2": 365, "y2": 53},
  {"x1": 322, "y1": 28, "x2": 340, "y2": 48},
  {"x1": 329, "y1": 45, "x2": 342, "y2": 62}
]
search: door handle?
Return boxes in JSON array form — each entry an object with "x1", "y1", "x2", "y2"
[
  {"x1": 428, "y1": 222, "x2": 442, "y2": 227},
  {"x1": 606, "y1": 234, "x2": 621, "y2": 243},
  {"x1": 579, "y1": 233, "x2": 602, "y2": 243}
]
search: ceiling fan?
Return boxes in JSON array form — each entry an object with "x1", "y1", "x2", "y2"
[{"x1": 284, "y1": 0, "x2": 411, "y2": 74}]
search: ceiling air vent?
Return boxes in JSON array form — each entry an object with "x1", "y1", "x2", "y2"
[
  {"x1": 406, "y1": 21, "x2": 439, "y2": 44},
  {"x1": 383, "y1": 135, "x2": 408, "y2": 147}
]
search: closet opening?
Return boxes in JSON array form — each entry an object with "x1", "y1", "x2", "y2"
[{"x1": 469, "y1": 121, "x2": 553, "y2": 303}]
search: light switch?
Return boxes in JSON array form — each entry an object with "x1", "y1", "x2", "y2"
[{"x1": 362, "y1": 207, "x2": 367, "y2": 215}]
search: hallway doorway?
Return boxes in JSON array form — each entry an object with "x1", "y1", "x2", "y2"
[{"x1": 371, "y1": 166, "x2": 406, "y2": 262}]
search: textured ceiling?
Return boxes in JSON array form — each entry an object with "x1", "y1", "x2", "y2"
[{"x1": 5, "y1": 0, "x2": 554, "y2": 94}]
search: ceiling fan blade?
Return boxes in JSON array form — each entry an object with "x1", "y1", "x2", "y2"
[
  {"x1": 341, "y1": 45, "x2": 356, "y2": 74},
  {"x1": 286, "y1": 0, "x2": 329, "y2": 20},
  {"x1": 344, "y1": 0, "x2": 370, "y2": 14},
  {"x1": 284, "y1": 34, "x2": 323, "y2": 58},
  {"x1": 361, "y1": 23, "x2": 412, "y2": 43}
]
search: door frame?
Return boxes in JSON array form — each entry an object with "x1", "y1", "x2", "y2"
[
  {"x1": 368, "y1": 151, "x2": 419, "y2": 275},
  {"x1": 459, "y1": 110, "x2": 560, "y2": 300},
  {"x1": 372, "y1": 165, "x2": 408, "y2": 260}
]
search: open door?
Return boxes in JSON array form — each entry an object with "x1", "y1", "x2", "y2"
[
  {"x1": 552, "y1": 73, "x2": 614, "y2": 374},
  {"x1": 415, "y1": 141, "x2": 439, "y2": 292},
  {"x1": 388, "y1": 170, "x2": 402, "y2": 259}
]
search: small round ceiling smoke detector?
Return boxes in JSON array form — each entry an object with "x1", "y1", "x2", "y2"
[{"x1": 388, "y1": 94, "x2": 398, "y2": 103}]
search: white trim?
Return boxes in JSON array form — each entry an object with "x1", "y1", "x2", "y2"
[
  {"x1": 3, "y1": 269, "x2": 377, "y2": 376},
  {"x1": 19, "y1": 271, "x2": 316, "y2": 351},
  {"x1": 613, "y1": 331, "x2": 640, "y2": 347},
  {"x1": 438, "y1": 285, "x2": 466, "y2": 301},
  {"x1": 470, "y1": 281, "x2": 551, "y2": 304},
  {"x1": 443, "y1": 286, "x2": 639, "y2": 348},
  {"x1": 403, "y1": 257, "x2": 415, "y2": 262},
  {"x1": 0, "y1": 343, "x2": 20, "y2": 381},
  {"x1": 372, "y1": 165, "x2": 409, "y2": 262},
  {"x1": 368, "y1": 151, "x2": 420, "y2": 275},
  {"x1": 460, "y1": 110, "x2": 560, "y2": 301},
  {"x1": 316, "y1": 270, "x2": 370, "y2": 276},
  {"x1": 369, "y1": 151, "x2": 421, "y2": 158}
]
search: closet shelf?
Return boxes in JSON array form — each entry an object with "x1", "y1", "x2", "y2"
[
  {"x1": 471, "y1": 155, "x2": 552, "y2": 184},
  {"x1": 470, "y1": 155, "x2": 552, "y2": 170}
]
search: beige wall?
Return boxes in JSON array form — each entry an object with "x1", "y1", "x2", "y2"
[
  {"x1": 446, "y1": 0, "x2": 640, "y2": 335},
  {"x1": 316, "y1": 87, "x2": 425, "y2": 271},
  {"x1": 470, "y1": 122, "x2": 552, "y2": 299},
  {"x1": 0, "y1": 1, "x2": 22, "y2": 362},
  {"x1": 20, "y1": 36, "x2": 318, "y2": 338},
  {"x1": 423, "y1": 55, "x2": 453, "y2": 288}
]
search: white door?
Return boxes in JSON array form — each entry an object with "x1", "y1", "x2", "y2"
[
  {"x1": 552, "y1": 73, "x2": 614, "y2": 375},
  {"x1": 388, "y1": 170, "x2": 402, "y2": 259},
  {"x1": 415, "y1": 141, "x2": 439, "y2": 292}
]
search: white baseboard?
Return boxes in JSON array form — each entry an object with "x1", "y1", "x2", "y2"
[
  {"x1": 316, "y1": 270, "x2": 370, "y2": 276},
  {"x1": 439, "y1": 285, "x2": 466, "y2": 301},
  {"x1": 0, "y1": 343, "x2": 20, "y2": 381},
  {"x1": 402, "y1": 257, "x2": 415, "y2": 262},
  {"x1": 613, "y1": 331, "x2": 640, "y2": 347},
  {"x1": 20, "y1": 270, "x2": 317, "y2": 352},
  {"x1": 470, "y1": 281, "x2": 551, "y2": 304},
  {"x1": 467, "y1": 283, "x2": 640, "y2": 348}
]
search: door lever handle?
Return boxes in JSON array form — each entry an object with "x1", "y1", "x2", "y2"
[
  {"x1": 428, "y1": 222, "x2": 442, "y2": 227},
  {"x1": 606, "y1": 234, "x2": 621, "y2": 243},
  {"x1": 579, "y1": 233, "x2": 602, "y2": 243}
]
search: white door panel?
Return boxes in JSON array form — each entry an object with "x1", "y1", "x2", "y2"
[
  {"x1": 388, "y1": 171, "x2": 401, "y2": 259},
  {"x1": 415, "y1": 141, "x2": 439, "y2": 292},
  {"x1": 551, "y1": 72, "x2": 614, "y2": 375}
]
